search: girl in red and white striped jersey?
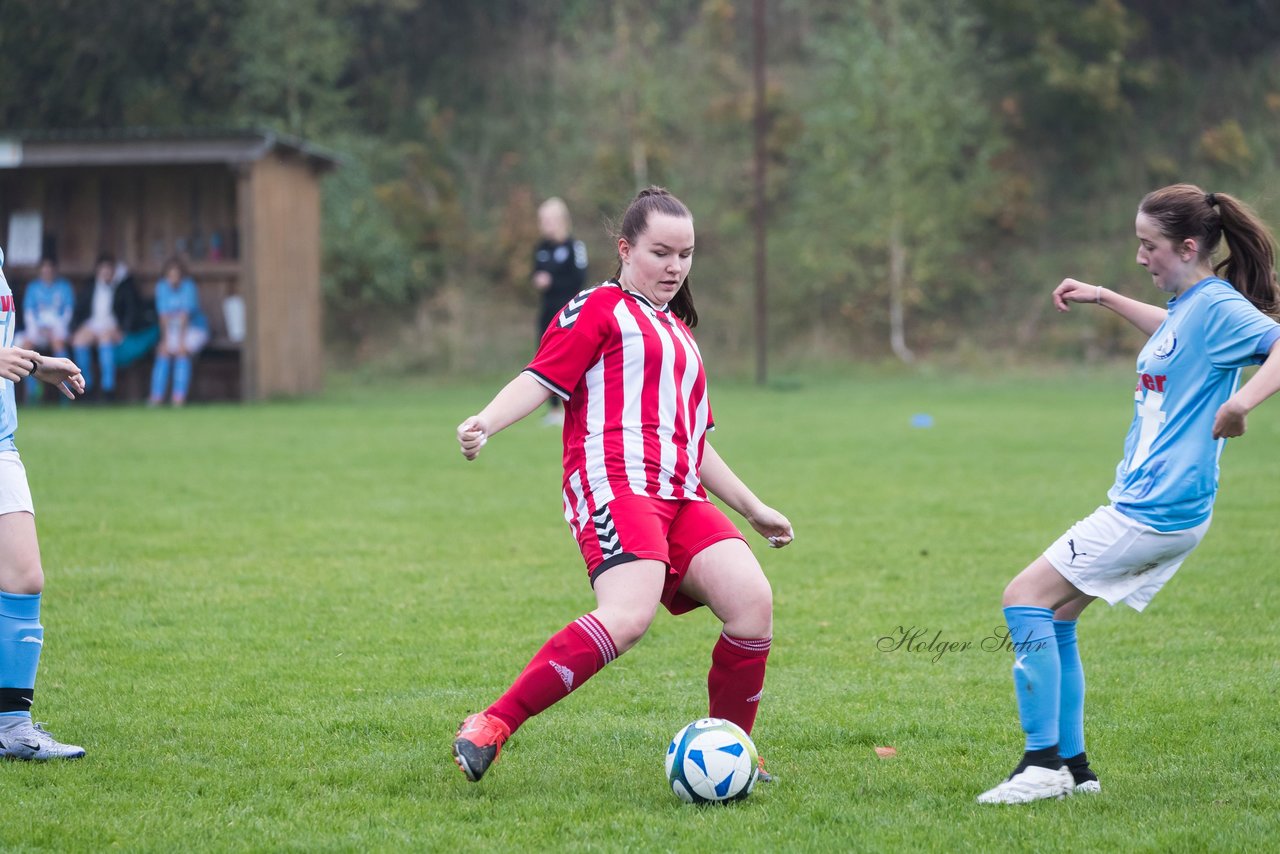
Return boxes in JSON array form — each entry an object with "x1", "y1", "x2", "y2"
[{"x1": 452, "y1": 187, "x2": 794, "y2": 784}]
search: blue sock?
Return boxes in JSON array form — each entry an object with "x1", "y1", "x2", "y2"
[
  {"x1": 1003, "y1": 605, "x2": 1059, "y2": 752},
  {"x1": 150, "y1": 355, "x2": 172, "y2": 401},
  {"x1": 74, "y1": 344, "x2": 94, "y2": 389},
  {"x1": 98, "y1": 342, "x2": 116, "y2": 392},
  {"x1": 172, "y1": 356, "x2": 192, "y2": 400},
  {"x1": 1054, "y1": 619, "x2": 1085, "y2": 759},
  {"x1": 0, "y1": 592, "x2": 42, "y2": 722}
]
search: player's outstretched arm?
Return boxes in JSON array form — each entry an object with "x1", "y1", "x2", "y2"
[
  {"x1": 699, "y1": 442, "x2": 794, "y2": 549},
  {"x1": 1213, "y1": 339, "x2": 1280, "y2": 439},
  {"x1": 1053, "y1": 278, "x2": 1167, "y2": 336},
  {"x1": 457, "y1": 372, "x2": 552, "y2": 460},
  {"x1": 33, "y1": 355, "x2": 85, "y2": 399},
  {"x1": 1, "y1": 349, "x2": 83, "y2": 398}
]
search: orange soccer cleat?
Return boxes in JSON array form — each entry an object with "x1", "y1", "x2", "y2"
[{"x1": 452, "y1": 712, "x2": 511, "y2": 782}]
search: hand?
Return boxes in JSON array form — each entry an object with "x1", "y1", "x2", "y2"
[
  {"x1": 532, "y1": 271, "x2": 552, "y2": 292},
  {"x1": 1053, "y1": 278, "x2": 1102, "y2": 312},
  {"x1": 457, "y1": 415, "x2": 490, "y2": 460},
  {"x1": 745, "y1": 504, "x2": 794, "y2": 549},
  {"x1": 0, "y1": 347, "x2": 40, "y2": 383},
  {"x1": 1212, "y1": 398, "x2": 1249, "y2": 439},
  {"x1": 33, "y1": 356, "x2": 85, "y2": 399}
]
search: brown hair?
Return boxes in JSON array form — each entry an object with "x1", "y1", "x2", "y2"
[
  {"x1": 162, "y1": 256, "x2": 189, "y2": 278},
  {"x1": 612, "y1": 186, "x2": 698, "y2": 327},
  {"x1": 1139, "y1": 183, "x2": 1279, "y2": 315}
]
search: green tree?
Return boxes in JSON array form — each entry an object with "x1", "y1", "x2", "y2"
[
  {"x1": 0, "y1": 0, "x2": 243, "y2": 128},
  {"x1": 790, "y1": 0, "x2": 1006, "y2": 361},
  {"x1": 320, "y1": 135, "x2": 439, "y2": 337},
  {"x1": 231, "y1": 0, "x2": 352, "y2": 137}
]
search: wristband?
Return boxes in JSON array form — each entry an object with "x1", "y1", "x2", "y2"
[{"x1": 1095, "y1": 285, "x2": 1103, "y2": 304}]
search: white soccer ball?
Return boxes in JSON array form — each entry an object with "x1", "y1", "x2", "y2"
[{"x1": 665, "y1": 717, "x2": 759, "y2": 804}]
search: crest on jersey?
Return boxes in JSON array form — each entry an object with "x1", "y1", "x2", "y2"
[{"x1": 1152, "y1": 330, "x2": 1177, "y2": 360}]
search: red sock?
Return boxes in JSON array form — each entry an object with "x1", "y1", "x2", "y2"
[
  {"x1": 708, "y1": 632, "x2": 771, "y2": 734},
  {"x1": 487, "y1": 614, "x2": 618, "y2": 733}
]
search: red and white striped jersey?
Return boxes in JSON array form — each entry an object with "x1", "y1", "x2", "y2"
[{"x1": 523, "y1": 280, "x2": 714, "y2": 529}]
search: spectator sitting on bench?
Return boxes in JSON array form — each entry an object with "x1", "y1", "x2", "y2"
[
  {"x1": 15, "y1": 258, "x2": 74, "y2": 404},
  {"x1": 71, "y1": 254, "x2": 152, "y2": 403},
  {"x1": 149, "y1": 258, "x2": 208, "y2": 408}
]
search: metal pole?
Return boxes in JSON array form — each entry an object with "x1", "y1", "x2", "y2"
[{"x1": 753, "y1": 0, "x2": 768, "y2": 385}]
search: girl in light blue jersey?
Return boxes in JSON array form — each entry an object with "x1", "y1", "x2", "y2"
[
  {"x1": 0, "y1": 247, "x2": 88, "y2": 759},
  {"x1": 979, "y1": 184, "x2": 1280, "y2": 805},
  {"x1": 149, "y1": 258, "x2": 209, "y2": 407},
  {"x1": 15, "y1": 258, "x2": 75, "y2": 404}
]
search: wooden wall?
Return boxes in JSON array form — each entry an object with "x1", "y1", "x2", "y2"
[
  {"x1": 0, "y1": 166, "x2": 237, "y2": 276},
  {"x1": 241, "y1": 153, "x2": 323, "y2": 400}
]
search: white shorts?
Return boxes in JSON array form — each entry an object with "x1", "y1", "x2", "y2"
[
  {"x1": 18, "y1": 325, "x2": 70, "y2": 349},
  {"x1": 163, "y1": 326, "x2": 209, "y2": 355},
  {"x1": 1044, "y1": 504, "x2": 1209, "y2": 612},
  {"x1": 0, "y1": 451, "x2": 35, "y2": 517},
  {"x1": 81, "y1": 317, "x2": 119, "y2": 337}
]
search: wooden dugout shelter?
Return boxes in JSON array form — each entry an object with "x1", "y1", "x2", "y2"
[{"x1": 0, "y1": 128, "x2": 338, "y2": 401}]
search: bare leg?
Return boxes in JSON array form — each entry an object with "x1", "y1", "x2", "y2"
[
  {"x1": 0, "y1": 512, "x2": 44, "y2": 594},
  {"x1": 679, "y1": 540, "x2": 772, "y2": 734}
]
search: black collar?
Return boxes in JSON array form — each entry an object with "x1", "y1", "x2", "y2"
[{"x1": 612, "y1": 279, "x2": 670, "y2": 313}]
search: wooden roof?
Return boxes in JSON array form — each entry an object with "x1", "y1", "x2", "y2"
[{"x1": 0, "y1": 128, "x2": 339, "y2": 172}]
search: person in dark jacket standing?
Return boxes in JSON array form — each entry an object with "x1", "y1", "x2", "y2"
[{"x1": 531, "y1": 197, "x2": 588, "y2": 426}]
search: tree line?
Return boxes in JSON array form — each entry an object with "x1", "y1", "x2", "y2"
[{"x1": 4, "y1": 0, "x2": 1279, "y2": 369}]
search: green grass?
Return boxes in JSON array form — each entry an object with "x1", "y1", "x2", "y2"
[{"x1": 5, "y1": 368, "x2": 1279, "y2": 852}]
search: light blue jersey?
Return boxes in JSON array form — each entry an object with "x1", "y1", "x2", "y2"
[
  {"x1": 155, "y1": 277, "x2": 208, "y2": 330},
  {"x1": 22, "y1": 276, "x2": 75, "y2": 331},
  {"x1": 1110, "y1": 277, "x2": 1280, "y2": 531},
  {"x1": 1, "y1": 262, "x2": 17, "y2": 452}
]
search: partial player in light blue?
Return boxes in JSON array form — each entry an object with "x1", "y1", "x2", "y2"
[{"x1": 1111, "y1": 278, "x2": 1280, "y2": 531}]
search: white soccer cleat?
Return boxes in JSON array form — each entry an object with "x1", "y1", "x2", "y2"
[
  {"x1": 977, "y1": 764, "x2": 1073, "y2": 804},
  {"x1": 1075, "y1": 779, "x2": 1102, "y2": 794},
  {"x1": 0, "y1": 721, "x2": 86, "y2": 760}
]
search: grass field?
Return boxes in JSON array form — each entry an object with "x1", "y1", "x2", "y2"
[{"x1": 5, "y1": 368, "x2": 1279, "y2": 852}]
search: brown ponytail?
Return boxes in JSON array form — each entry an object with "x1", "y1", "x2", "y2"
[
  {"x1": 1139, "y1": 183, "x2": 1280, "y2": 315},
  {"x1": 612, "y1": 186, "x2": 699, "y2": 328}
]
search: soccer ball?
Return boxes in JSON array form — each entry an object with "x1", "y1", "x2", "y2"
[{"x1": 665, "y1": 717, "x2": 759, "y2": 804}]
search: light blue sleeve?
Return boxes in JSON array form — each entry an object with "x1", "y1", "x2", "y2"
[
  {"x1": 55, "y1": 279, "x2": 75, "y2": 320},
  {"x1": 23, "y1": 281, "x2": 41, "y2": 328},
  {"x1": 1204, "y1": 294, "x2": 1280, "y2": 369},
  {"x1": 181, "y1": 279, "x2": 201, "y2": 314}
]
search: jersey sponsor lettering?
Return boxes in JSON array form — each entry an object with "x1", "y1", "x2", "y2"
[{"x1": 1137, "y1": 373, "x2": 1167, "y2": 392}]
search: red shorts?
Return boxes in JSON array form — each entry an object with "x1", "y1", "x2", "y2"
[{"x1": 576, "y1": 494, "x2": 745, "y2": 615}]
